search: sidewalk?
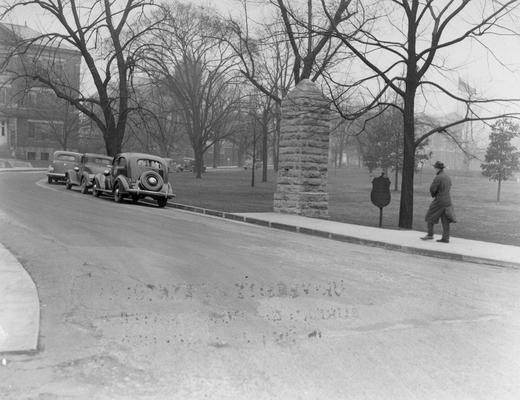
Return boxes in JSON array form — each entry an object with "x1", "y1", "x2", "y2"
[
  {"x1": 170, "y1": 204, "x2": 520, "y2": 269},
  {"x1": 0, "y1": 243, "x2": 39, "y2": 354}
]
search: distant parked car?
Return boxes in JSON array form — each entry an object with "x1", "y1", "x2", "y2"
[
  {"x1": 65, "y1": 153, "x2": 112, "y2": 193},
  {"x1": 243, "y1": 158, "x2": 261, "y2": 170},
  {"x1": 177, "y1": 157, "x2": 206, "y2": 172},
  {"x1": 47, "y1": 151, "x2": 81, "y2": 184},
  {"x1": 163, "y1": 158, "x2": 178, "y2": 173},
  {"x1": 92, "y1": 152, "x2": 175, "y2": 207}
]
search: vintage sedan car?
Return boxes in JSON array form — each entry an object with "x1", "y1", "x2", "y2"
[
  {"x1": 65, "y1": 153, "x2": 112, "y2": 193},
  {"x1": 92, "y1": 152, "x2": 175, "y2": 207},
  {"x1": 47, "y1": 151, "x2": 81, "y2": 184}
]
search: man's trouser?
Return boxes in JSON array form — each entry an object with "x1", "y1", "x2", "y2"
[{"x1": 427, "y1": 211, "x2": 450, "y2": 240}]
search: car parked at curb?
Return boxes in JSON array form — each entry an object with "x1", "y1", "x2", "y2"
[
  {"x1": 47, "y1": 151, "x2": 81, "y2": 184},
  {"x1": 92, "y1": 152, "x2": 175, "y2": 207},
  {"x1": 65, "y1": 153, "x2": 113, "y2": 193}
]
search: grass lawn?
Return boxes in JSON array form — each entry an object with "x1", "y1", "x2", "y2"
[{"x1": 169, "y1": 167, "x2": 520, "y2": 247}]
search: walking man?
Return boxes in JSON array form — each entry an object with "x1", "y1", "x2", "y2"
[{"x1": 421, "y1": 161, "x2": 456, "y2": 243}]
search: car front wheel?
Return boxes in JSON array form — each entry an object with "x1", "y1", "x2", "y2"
[
  {"x1": 47, "y1": 176, "x2": 53, "y2": 184},
  {"x1": 65, "y1": 176, "x2": 72, "y2": 190},
  {"x1": 114, "y1": 184, "x2": 124, "y2": 203},
  {"x1": 92, "y1": 182, "x2": 101, "y2": 197}
]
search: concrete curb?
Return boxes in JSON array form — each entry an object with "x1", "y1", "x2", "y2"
[
  {"x1": 0, "y1": 244, "x2": 40, "y2": 354},
  {"x1": 168, "y1": 202, "x2": 520, "y2": 269}
]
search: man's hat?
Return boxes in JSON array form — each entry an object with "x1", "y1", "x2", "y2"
[{"x1": 433, "y1": 161, "x2": 445, "y2": 169}]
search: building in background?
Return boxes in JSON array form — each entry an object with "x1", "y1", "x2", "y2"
[
  {"x1": 422, "y1": 112, "x2": 487, "y2": 171},
  {"x1": 0, "y1": 22, "x2": 81, "y2": 163}
]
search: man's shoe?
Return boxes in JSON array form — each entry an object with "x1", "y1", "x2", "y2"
[
  {"x1": 420, "y1": 235, "x2": 434, "y2": 240},
  {"x1": 437, "y1": 238, "x2": 449, "y2": 243}
]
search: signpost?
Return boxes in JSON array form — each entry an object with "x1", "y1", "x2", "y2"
[{"x1": 370, "y1": 173, "x2": 391, "y2": 227}]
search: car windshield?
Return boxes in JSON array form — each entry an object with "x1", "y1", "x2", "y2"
[
  {"x1": 56, "y1": 154, "x2": 78, "y2": 162},
  {"x1": 137, "y1": 159, "x2": 163, "y2": 169},
  {"x1": 87, "y1": 157, "x2": 111, "y2": 165}
]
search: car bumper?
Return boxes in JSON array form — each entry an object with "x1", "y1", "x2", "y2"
[
  {"x1": 47, "y1": 172, "x2": 66, "y2": 180},
  {"x1": 126, "y1": 188, "x2": 176, "y2": 199}
]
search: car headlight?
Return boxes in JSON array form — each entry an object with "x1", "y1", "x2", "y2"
[{"x1": 48, "y1": 166, "x2": 54, "y2": 172}]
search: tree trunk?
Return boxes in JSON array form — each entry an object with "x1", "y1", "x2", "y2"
[
  {"x1": 194, "y1": 142, "x2": 204, "y2": 179},
  {"x1": 497, "y1": 177, "x2": 502, "y2": 202},
  {"x1": 104, "y1": 124, "x2": 123, "y2": 156},
  {"x1": 213, "y1": 140, "x2": 220, "y2": 168},
  {"x1": 251, "y1": 134, "x2": 256, "y2": 187},
  {"x1": 262, "y1": 110, "x2": 269, "y2": 182},
  {"x1": 338, "y1": 136, "x2": 344, "y2": 168},
  {"x1": 272, "y1": 104, "x2": 281, "y2": 172},
  {"x1": 398, "y1": 88, "x2": 416, "y2": 229}
]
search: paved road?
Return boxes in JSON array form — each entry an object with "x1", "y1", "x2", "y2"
[{"x1": 1, "y1": 172, "x2": 520, "y2": 400}]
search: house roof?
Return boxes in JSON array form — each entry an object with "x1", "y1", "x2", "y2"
[
  {"x1": 0, "y1": 22, "x2": 42, "y2": 41},
  {"x1": 0, "y1": 22, "x2": 78, "y2": 53}
]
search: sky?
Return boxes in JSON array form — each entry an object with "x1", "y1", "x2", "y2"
[
  {"x1": 197, "y1": 0, "x2": 520, "y2": 133},
  {"x1": 4, "y1": 0, "x2": 520, "y2": 125}
]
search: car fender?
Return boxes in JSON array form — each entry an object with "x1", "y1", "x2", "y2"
[
  {"x1": 94, "y1": 174, "x2": 109, "y2": 190},
  {"x1": 163, "y1": 182, "x2": 174, "y2": 195},
  {"x1": 81, "y1": 171, "x2": 90, "y2": 184},
  {"x1": 73, "y1": 169, "x2": 83, "y2": 185},
  {"x1": 65, "y1": 168, "x2": 76, "y2": 183},
  {"x1": 114, "y1": 176, "x2": 130, "y2": 192}
]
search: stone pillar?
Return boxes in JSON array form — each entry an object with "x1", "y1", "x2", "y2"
[{"x1": 273, "y1": 79, "x2": 331, "y2": 218}]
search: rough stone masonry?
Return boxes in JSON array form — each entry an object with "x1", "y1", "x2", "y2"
[{"x1": 273, "y1": 79, "x2": 331, "y2": 218}]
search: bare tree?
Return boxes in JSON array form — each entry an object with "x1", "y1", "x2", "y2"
[
  {"x1": 225, "y1": 7, "x2": 292, "y2": 174},
  {"x1": 228, "y1": 0, "x2": 364, "y2": 99},
  {"x1": 141, "y1": 2, "x2": 243, "y2": 178},
  {"x1": 1, "y1": 0, "x2": 161, "y2": 156},
  {"x1": 226, "y1": 0, "x2": 363, "y2": 175},
  {"x1": 270, "y1": 0, "x2": 364, "y2": 85},
  {"x1": 125, "y1": 81, "x2": 189, "y2": 157},
  {"x1": 42, "y1": 101, "x2": 80, "y2": 151},
  {"x1": 323, "y1": 0, "x2": 520, "y2": 228}
]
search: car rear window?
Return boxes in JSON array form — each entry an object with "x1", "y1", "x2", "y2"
[
  {"x1": 137, "y1": 159, "x2": 163, "y2": 169},
  {"x1": 56, "y1": 154, "x2": 78, "y2": 162}
]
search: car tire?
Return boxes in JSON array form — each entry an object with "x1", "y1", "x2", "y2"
[
  {"x1": 139, "y1": 170, "x2": 163, "y2": 191},
  {"x1": 65, "y1": 176, "x2": 72, "y2": 190},
  {"x1": 114, "y1": 183, "x2": 124, "y2": 203},
  {"x1": 157, "y1": 197, "x2": 167, "y2": 208},
  {"x1": 80, "y1": 179, "x2": 89, "y2": 194},
  {"x1": 48, "y1": 176, "x2": 53, "y2": 184},
  {"x1": 92, "y1": 182, "x2": 101, "y2": 197}
]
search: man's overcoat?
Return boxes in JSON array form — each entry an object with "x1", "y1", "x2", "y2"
[{"x1": 425, "y1": 170, "x2": 456, "y2": 223}]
